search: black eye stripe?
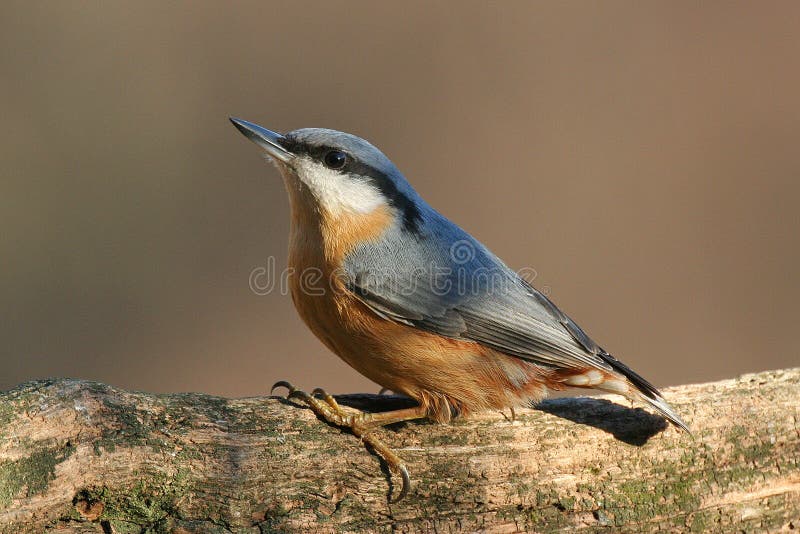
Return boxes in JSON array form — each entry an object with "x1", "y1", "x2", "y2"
[
  {"x1": 346, "y1": 160, "x2": 423, "y2": 234},
  {"x1": 282, "y1": 138, "x2": 423, "y2": 234},
  {"x1": 278, "y1": 139, "x2": 340, "y2": 162}
]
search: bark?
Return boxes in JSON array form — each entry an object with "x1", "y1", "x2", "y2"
[{"x1": 0, "y1": 369, "x2": 798, "y2": 533}]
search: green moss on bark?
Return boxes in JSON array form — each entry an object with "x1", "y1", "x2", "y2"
[{"x1": 0, "y1": 443, "x2": 74, "y2": 506}]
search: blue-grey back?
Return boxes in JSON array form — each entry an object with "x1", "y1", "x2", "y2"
[{"x1": 342, "y1": 204, "x2": 607, "y2": 370}]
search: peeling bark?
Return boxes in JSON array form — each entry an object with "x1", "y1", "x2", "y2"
[{"x1": 0, "y1": 369, "x2": 798, "y2": 533}]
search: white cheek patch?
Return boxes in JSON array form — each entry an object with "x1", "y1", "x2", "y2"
[{"x1": 294, "y1": 159, "x2": 386, "y2": 215}]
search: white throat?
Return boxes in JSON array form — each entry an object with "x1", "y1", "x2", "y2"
[{"x1": 281, "y1": 158, "x2": 386, "y2": 216}]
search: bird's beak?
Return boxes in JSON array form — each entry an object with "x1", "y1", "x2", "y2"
[{"x1": 229, "y1": 117, "x2": 294, "y2": 163}]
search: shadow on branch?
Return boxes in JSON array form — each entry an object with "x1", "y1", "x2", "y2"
[
  {"x1": 534, "y1": 397, "x2": 667, "y2": 446},
  {"x1": 327, "y1": 393, "x2": 666, "y2": 446}
]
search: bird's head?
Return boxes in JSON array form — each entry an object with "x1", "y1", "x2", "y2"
[{"x1": 230, "y1": 118, "x2": 423, "y2": 233}]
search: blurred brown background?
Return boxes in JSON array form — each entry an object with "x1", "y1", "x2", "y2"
[{"x1": 2, "y1": 2, "x2": 798, "y2": 397}]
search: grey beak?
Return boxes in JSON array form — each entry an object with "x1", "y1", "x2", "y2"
[{"x1": 229, "y1": 118, "x2": 294, "y2": 163}]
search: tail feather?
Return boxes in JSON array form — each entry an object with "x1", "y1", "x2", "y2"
[{"x1": 596, "y1": 350, "x2": 691, "y2": 434}]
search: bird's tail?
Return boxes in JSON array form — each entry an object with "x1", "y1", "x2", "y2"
[{"x1": 594, "y1": 351, "x2": 691, "y2": 434}]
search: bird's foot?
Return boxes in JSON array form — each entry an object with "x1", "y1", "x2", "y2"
[{"x1": 271, "y1": 381, "x2": 411, "y2": 502}]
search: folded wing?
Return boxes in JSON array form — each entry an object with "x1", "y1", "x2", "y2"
[{"x1": 342, "y1": 216, "x2": 689, "y2": 431}]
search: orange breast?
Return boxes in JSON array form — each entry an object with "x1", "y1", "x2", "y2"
[{"x1": 286, "y1": 199, "x2": 550, "y2": 422}]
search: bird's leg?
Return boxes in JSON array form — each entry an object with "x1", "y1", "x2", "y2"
[
  {"x1": 499, "y1": 406, "x2": 517, "y2": 422},
  {"x1": 271, "y1": 381, "x2": 426, "y2": 502}
]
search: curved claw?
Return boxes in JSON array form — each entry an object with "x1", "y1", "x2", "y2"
[
  {"x1": 270, "y1": 380, "x2": 295, "y2": 396},
  {"x1": 269, "y1": 380, "x2": 413, "y2": 502},
  {"x1": 287, "y1": 389, "x2": 313, "y2": 402},
  {"x1": 390, "y1": 464, "x2": 411, "y2": 503}
]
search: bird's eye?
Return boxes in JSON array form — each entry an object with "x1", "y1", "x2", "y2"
[{"x1": 324, "y1": 150, "x2": 347, "y2": 170}]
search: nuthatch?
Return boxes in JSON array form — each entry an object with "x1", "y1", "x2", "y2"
[{"x1": 230, "y1": 118, "x2": 689, "y2": 501}]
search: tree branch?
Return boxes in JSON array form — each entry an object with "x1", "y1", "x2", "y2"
[{"x1": 0, "y1": 369, "x2": 798, "y2": 532}]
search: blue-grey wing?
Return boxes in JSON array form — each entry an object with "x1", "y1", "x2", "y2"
[
  {"x1": 342, "y1": 214, "x2": 612, "y2": 373},
  {"x1": 343, "y1": 211, "x2": 690, "y2": 431}
]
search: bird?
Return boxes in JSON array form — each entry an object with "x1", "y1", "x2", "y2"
[{"x1": 229, "y1": 117, "x2": 689, "y2": 502}]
